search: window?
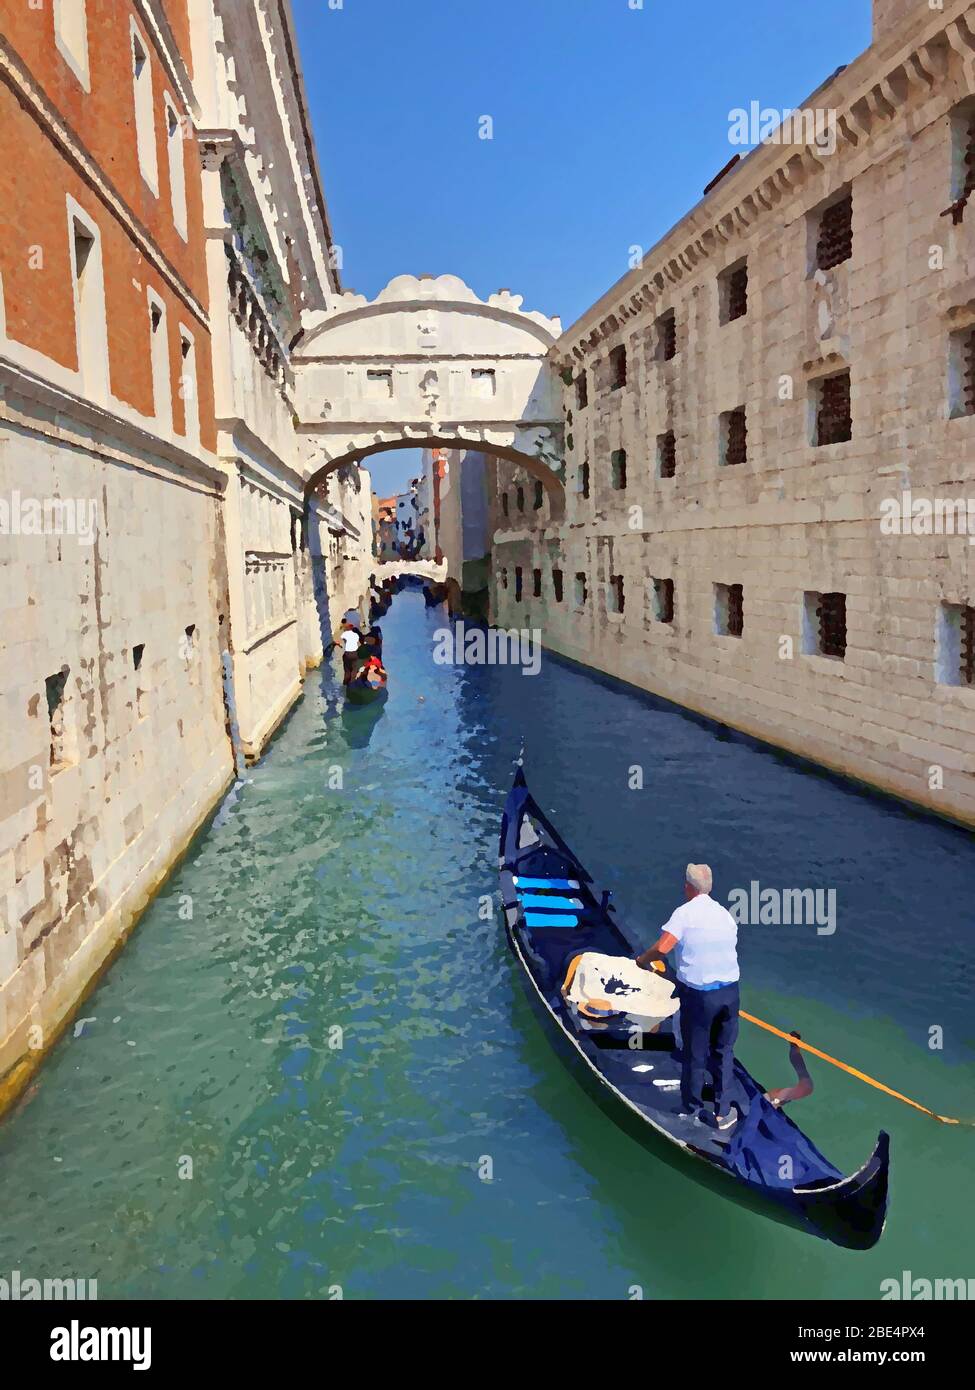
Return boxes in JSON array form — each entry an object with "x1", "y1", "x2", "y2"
[
  {"x1": 69, "y1": 208, "x2": 108, "y2": 402},
  {"x1": 516, "y1": 485, "x2": 525, "y2": 513},
  {"x1": 533, "y1": 480, "x2": 544, "y2": 511},
  {"x1": 552, "y1": 567, "x2": 564, "y2": 603},
  {"x1": 501, "y1": 492, "x2": 509, "y2": 518},
  {"x1": 45, "y1": 667, "x2": 72, "y2": 771},
  {"x1": 131, "y1": 23, "x2": 158, "y2": 193},
  {"x1": 720, "y1": 261, "x2": 748, "y2": 324},
  {"x1": 656, "y1": 310, "x2": 677, "y2": 361},
  {"x1": 55, "y1": 0, "x2": 90, "y2": 90},
  {"x1": 814, "y1": 192, "x2": 853, "y2": 271},
  {"x1": 132, "y1": 643, "x2": 150, "y2": 718},
  {"x1": 472, "y1": 367, "x2": 496, "y2": 396},
  {"x1": 178, "y1": 329, "x2": 199, "y2": 447},
  {"x1": 532, "y1": 568, "x2": 542, "y2": 598},
  {"x1": 948, "y1": 327, "x2": 975, "y2": 418},
  {"x1": 720, "y1": 407, "x2": 747, "y2": 466},
  {"x1": 715, "y1": 582, "x2": 744, "y2": 638},
  {"x1": 937, "y1": 602, "x2": 975, "y2": 686},
  {"x1": 148, "y1": 293, "x2": 172, "y2": 430},
  {"x1": 609, "y1": 344, "x2": 627, "y2": 390},
  {"x1": 575, "y1": 371, "x2": 589, "y2": 410},
  {"x1": 514, "y1": 566, "x2": 523, "y2": 601},
  {"x1": 611, "y1": 449, "x2": 627, "y2": 490},
  {"x1": 501, "y1": 567, "x2": 508, "y2": 590},
  {"x1": 814, "y1": 371, "x2": 852, "y2": 446},
  {"x1": 365, "y1": 369, "x2": 393, "y2": 398},
  {"x1": 804, "y1": 591, "x2": 847, "y2": 659},
  {"x1": 657, "y1": 431, "x2": 677, "y2": 479},
  {"x1": 574, "y1": 572, "x2": 588, "y2": 606},
  {"x1": 950, "y1": 99, "x2": 975, "y2": 205},
  {"x1": 609, "y1": 575, "x2": 625, "y2": 615},
  {"x1": 165, "y1": 97, "x2": 187, "y2": 239},
  {"x1": 577, "y1": 461, "x2": 590, "y2": 499},
  {"x1": 652, "y1": 578, "x2": 675, "y2": 624}
]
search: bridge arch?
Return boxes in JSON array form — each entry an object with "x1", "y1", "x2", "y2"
[{"x1": 293, "y1": 274, "x2": 566, "y2": 518}]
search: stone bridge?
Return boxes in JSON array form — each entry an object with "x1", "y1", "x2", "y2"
[
  {"x1": 374, "y1": 558, "x2": 448, "y2": 584},
  {"x1": 292, "y1": 274, "x2": 566, "y2": 519}
]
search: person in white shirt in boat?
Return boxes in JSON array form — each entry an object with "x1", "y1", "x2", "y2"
[
  {"x1": 635, "y1": 863, "x2": 740, "y2": 1131},
  {"x1": 338, "y1": 620, "x2": 362, "y2": 685}
]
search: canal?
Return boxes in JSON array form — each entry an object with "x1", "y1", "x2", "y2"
[{"x1": 1, "y1": 589, "x2": 973, "y2": 1299}]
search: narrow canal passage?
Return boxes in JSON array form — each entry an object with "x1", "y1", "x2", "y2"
[{"x1": 1, "y1": 591, "x2": 973, "y2": 1299}]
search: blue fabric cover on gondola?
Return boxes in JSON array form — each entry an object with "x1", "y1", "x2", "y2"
[{"x1": 719, "y1": 1086, "x2": 842, "y2": 1188}]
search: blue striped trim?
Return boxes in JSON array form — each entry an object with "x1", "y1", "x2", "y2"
[
  {"x1": 524, "y1": 912, "x2": 580, "y2": 928},
  {"x1": 518, "y1": 893, "x2": 582, "y2": 911},
  {"x1": 513, "y1": 876, "x2": 580, "y2": 890}
]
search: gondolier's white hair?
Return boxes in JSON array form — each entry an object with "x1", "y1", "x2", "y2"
[{"x1": 686, "y1": 863, "x2": 713, "y2": 894}]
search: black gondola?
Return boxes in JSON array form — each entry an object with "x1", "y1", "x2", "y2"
[{"x1": 498, "y1": 763, "x2": 890, "y2": 1250}]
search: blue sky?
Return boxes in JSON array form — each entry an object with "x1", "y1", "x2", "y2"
[{"x1": 291, "y1": 0, "x2": 873, "y2": 497}]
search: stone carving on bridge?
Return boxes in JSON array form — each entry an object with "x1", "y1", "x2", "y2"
[{"x1": 292, "y1": 273, "x2": 566, "y2": 513}]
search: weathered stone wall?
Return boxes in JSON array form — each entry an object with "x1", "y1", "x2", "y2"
[
  {"x1": 0, "y1": 376, "x2": 234, "y2": 1102},
  {"x1": 493, "y1": 0, "x2": 975, "y2": 827}
]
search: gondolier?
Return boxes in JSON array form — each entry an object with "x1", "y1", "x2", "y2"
[{"x1": 635, "y1": 863, "x2": 740, "y2": 1131}]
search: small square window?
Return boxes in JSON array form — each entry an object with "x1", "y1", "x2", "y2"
[
  {"x1": 803, "y1": 591, "x2": 847, "y2": 659},
  {"x1": 937, "y1": 602, "x2": 975, "y2": 686},
  {"x1": 652, "y1": 577, "x2": 674, "y2": 624},
  {"x1": 656, "y1": 310, "x2": 677, "y2": 361},
  {"x1": 814, "y1": 371, "x2": 852, "y2": 445},
  {"x1": 471, "y1": 367, "x2": 496, "y2": 397},
  {"x1": 366, "y1": 369, "x2": 393, "y2": 398},
  {"x1": 720, "y1": 408, "x2": 747, "y2": 466},
  {"x1": 715, "y1": 582, "x2": 744, "y2": 638},
  {"x1": 657, "y1": 431, "x2": 677, "y2": 479},
  {"x1": 720, "y1": 261, "x2": 748, "y2": 325},
  {"x1": 814, "y1": 192, "x2": 853, "y2": 271}
]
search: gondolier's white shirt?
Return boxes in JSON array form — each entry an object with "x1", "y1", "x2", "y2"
[
  {"x1": 340, "y1": 629, "x2": 361, "y2": 653},
  {"x1": 661, "y1": 893, "x2": 740, "y2": 988}
]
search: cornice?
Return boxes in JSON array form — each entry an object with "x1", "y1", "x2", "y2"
[{"x1": 558, "y1": 2, "x2": 975, "y2": 364}]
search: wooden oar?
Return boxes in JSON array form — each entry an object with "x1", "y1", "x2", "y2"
[{"x1": 740, "y1": 1008, "x2": 974, "y2": 1128}]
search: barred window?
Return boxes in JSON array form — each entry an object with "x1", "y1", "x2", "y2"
[
  {"x1": 609, "y1": 344, "x2": 627, "y2": 390},
  {"x1": 715, "y1": 582, "x2": 743, "y2": 638},
  {"x1": 609, "y1": 575, "x2": 625, "y2": 614},
  {"x1": 657, "y1": 431, "x2": 677, "y2": 479},
  {"x1": 611, "y1": 449, "x2": 627, "y2": 490},
  {"x1": 938, "y1": 603, "x2": 975, "y2": 686},
  {"x1": 652, "y1": 578, "x2": 674, "y2": 624},
  {"x1": 815, "y1": 193, "x2": 853, "y2": 271},
  {"x1": 721, "y1": 408, "x2": 747, "y2": 466},
  {"x1": 805, "y1": 591, "x2": 847, "y2": 659},
  {"x1": 657, "y1": 310, "x2": 677, "y2": 361},
  {"x1": 815, "y1": 372, "x2": 852, "y2": 446},
  {"x1": 720, "y1": 262, "x2": 748, "y2": 324}
]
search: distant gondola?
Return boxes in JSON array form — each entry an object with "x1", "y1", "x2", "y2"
[{"x1": 498, "y1": 764, "x2": 889, "y2": 1250}]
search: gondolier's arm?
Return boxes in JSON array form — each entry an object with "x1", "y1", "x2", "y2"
[{"x1": 635, "y1": 932, "x2": 678, "y2": 971}]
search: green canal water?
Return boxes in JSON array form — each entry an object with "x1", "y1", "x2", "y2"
[{"x1": 1, "y1": 590, "x2": 973, "y2": 1299}]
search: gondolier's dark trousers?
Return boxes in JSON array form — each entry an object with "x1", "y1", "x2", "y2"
[
  {"x1": 342, "y1": 652, "x2": 358, "y2": 684},
  {"x1": 677, "y1": 981, "x2": 739, "y2": 1116}
]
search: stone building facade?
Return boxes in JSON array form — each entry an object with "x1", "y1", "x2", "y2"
[
  {"x1": 0, "y1": 0, "x2": 372, "y2": 1110},
  {"x1": 493, "y1": 0, "x2": 975, "y2": 827}
]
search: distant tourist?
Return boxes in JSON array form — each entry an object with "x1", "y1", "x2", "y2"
[{"x1": 635, "y1": 863, "x2": 740, "y2": 1130}]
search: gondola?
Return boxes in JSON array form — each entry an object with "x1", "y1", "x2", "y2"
[
  {"x1": 498, "y1": 764, "x2": 890, "y2": 1250},
  {"x1": 345, "y1": 662, "x2": 388, "y2": 705}
]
